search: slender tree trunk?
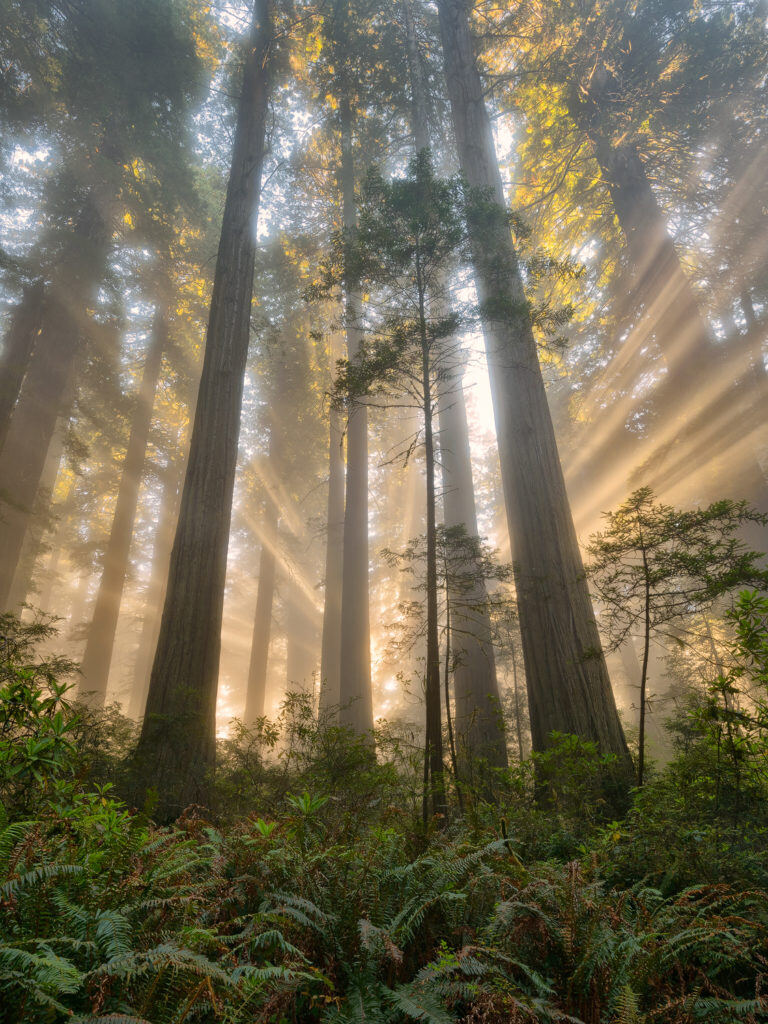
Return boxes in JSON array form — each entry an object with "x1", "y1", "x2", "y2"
[
  {"x1": 443, "y1": 593, "x2": 462, "y2": 803},
  {"x1": 285, "y1": 569, "x2": 318, "y2": 696},
  {"x1": 437, "y1": 374, "x2": 507, "y2": 772},
  {"x1": 419, "y1": 273, "x2": 447, "y2": 822},
  {"x1": 6, "y1": 416, "x2": 65, "y2": 610},
  {"x1": 639, "y1": 551, "x2": 651, "y2": 787},
  {"x1": 0, "y1": 278, "x2": 44, "y2": 452},
  {"x1": 133, "y1": 0, "x2": 275, "y2": 819},
  {"x1": 244, "y1": 472, "x2": 279, "y2": 724},
  {"x1": 128, "y1": 457, "x2": 183, "y2": 720},
  {"x1": 78, "y1": 305, "x2": 167, "y2": 706},
  {"x1": 337, "y1": 94, "x2": 373, "y2": 734},
  {"x1": 403, "y1": 0, "x2": 507, "y2": 774},
  {"x1": 319, "y1": 396, "x2": 345, "y2": 712},
  {"x1": 436, "y1": 0, "x2": 631, "y2": 775},
  {"x1": 510, "y1": 637, "x2": 524, "y2": 761}
]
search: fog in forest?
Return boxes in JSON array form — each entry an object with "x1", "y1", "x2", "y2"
[{"x1": 3, "y1": 1, "x2": 768, "y2": 1019}]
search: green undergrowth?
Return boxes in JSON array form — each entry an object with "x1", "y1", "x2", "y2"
[{"x1": 1, "y1": 611, "x2": 767, "y2": 1023}]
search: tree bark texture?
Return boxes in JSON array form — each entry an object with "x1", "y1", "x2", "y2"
[
  {"x1": 134, "y1": 0, "x2": 275, "y2": 819},
  {"x1": 437, "y1": 0, "x2": 631, "y2": 771},
  {"x1": 79, "y1": 306, "x2": 167, "y2": 706}
]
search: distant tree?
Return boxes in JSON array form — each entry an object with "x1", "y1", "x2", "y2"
[
  {"x1": 383, "y1": 525, "x2": 513, "y2": 800},
  {"x1": 326, "y1": 151, "x2": 469, "y2": 822},
  {"x1": 587, "y1": 488, "x2": 768, "y2": 785}
]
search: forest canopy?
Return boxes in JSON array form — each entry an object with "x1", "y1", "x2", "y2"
[{"x1": 0, "y1": 0, "x2": 767, "y2": 1020}]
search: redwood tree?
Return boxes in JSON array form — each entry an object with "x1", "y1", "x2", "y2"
[
  {"x1": 133, "y1": 0, "x2": 276, "y2": 818},
  {"x1": 436, "y1": 0, "x2": 631, "y2": 773}
]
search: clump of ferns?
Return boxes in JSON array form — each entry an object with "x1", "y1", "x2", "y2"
[
  {"x1": 479, "y1": 860, "x2": 768, "y2": 1023},
  {"x1": 206, "y1": 833, "x2": 516, "y2": 1021},
  {"x1": 0, "y1": 809, "x2": 235, "y2": 1021}
]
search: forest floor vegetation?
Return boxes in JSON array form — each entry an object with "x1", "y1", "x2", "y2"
[{"x1": 1, "y1": 612, "x2": 767, "y2": 1023}]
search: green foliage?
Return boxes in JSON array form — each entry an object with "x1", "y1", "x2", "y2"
[
  {"x1": 2, "y1": 612, "x2": 768, "y2": 1022},
  {"x1": 587, "y1": 489, "x2": 768, "y2": 653}
]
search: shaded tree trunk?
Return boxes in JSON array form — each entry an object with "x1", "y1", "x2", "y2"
[
  {"x1": 436, "y1": 0, "x2": 631, "y2": 775},
  {"x1": 6, "y1": 416, "x2": 65, "y2": 610},
  {"x1": 0, "y1": 190, "x2": 110, "y2": 610},
  {"x1": 244, "y1": 462, "x2": 279, "y2": 724},
  {"x1": 319, "y1": 402, "x2": 344, "y2": 712},
  {"x1": 0, "y1": 301, "x2": 80, "y2": 609},
  {"x1": 78, "y1": 305, "x2": 167, "y2": 706},
  {"x1": 0, "y1": 278, "x2": 44, "y2": 452},
  {"x1": 133, "y1": 0, "x2": 275, "y2": 819},
  {"x1": 420, "y1": 292, "x2": 447, "y2": 823},
  {"x1": 285, "y1": 569, "x2": 318, "y2": 696},
  {"x1": 438, "y1": 376, "x2": 507, "y2": 772},
  {"x1": 337, "y1": 93, "x2": 373, "y2": 734},
  {"x1": 128, "y1": 457, "x2": 183, "y2": 720},
  {"x1": 402, "y1": 0, "x2": 506, "y2": 774}
]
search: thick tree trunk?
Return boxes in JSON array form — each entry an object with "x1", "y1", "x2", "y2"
[
  {"x1": 244, "y1": 470, "x2": 279, "y2": 724},
  {"x1": 437, "y1": 375, "x2": 507, "y2": 772},
  {"x1": 337, "y1": 95, "x2": 373, "y2": 734},
  {"x1": 436, "y1": 0, "x2": 631, "y2": 773},
  {"x1": 133, "y1": 0, "x2": 274, "y2": 819},
  {"x1": 128, "y1": 458, "x2": 183, "y2": 720},
  {"x1": 319, "y1": 402, "x2": 344, "y2": 712},
  {"x1": 0, "y1": 278, "x2": 44, "y2": 452},
  {"x1": 78, "y1": 306, "x2": 166, "y2": 706},
  {"x1": 6, "y1": 416, "x2": 65, "y2": 611},
  {"x1": 0, "y1": 189, "x2": 110, "y2": 610},
  {"x1": 0, "y1": 299, "x2": 80, "y2": 609}
]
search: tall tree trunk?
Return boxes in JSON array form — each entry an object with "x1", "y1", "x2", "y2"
[
  {"x1": 128, "y1": 457, "x2": 183, "y2": 720},
  {"x1": 0, "y1": 300, "x2": 80, "y2": 609},
  {"x1": 337, "y1": 94, "x2": 373, "y2": 734},
  {"x1": 319, "y1": 388, "x2": 345, "y2": 713},
  {"x1": 244, "y1": 462, "x2": 279, "y2": 724},
  {"x1": 6, "y1": 416, "x2": 65, "y2": 610},
  {"x1": 78, "y1": 305, "x2": 167, "y2": 706},
  {"x1": 0, "y1": 278, "x2": 44, "y2": 451},
  {"x1": 437, "y1": 375, "x2": 507, "y2": 772},
  {"x1": 402, "y1": 0, "x2": 506, "y2": 772},
  {"x1": 436, "y1": 0, "x2": 631, "y2": 773},
  {"x1": 133, "y1": 0, "x2": 274, "y2": 819},
  {"x1": 420, "y1": 294, "x2": 447, "y2": 822},
  {"x1": 0, "y1": 190, "x2": 110, "y2": 610},
  {"x1": 285, "y1": 569, "x2": 318, "y2": 696}
]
